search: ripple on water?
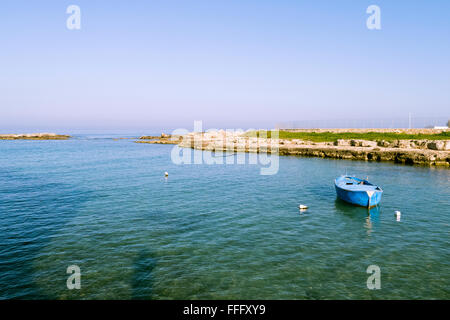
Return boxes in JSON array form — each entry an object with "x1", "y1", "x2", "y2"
[{"x1": 0, "y1": 138, "x2": 449, "y2": 299}]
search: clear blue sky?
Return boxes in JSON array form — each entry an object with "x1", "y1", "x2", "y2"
[{"x1": 1, "y1": 0, "x2": 449, "y2": 131}]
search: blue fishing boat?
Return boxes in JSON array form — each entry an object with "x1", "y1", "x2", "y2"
[{"x1": 335, "y1": 176, "x2": 383, "y2": 208}]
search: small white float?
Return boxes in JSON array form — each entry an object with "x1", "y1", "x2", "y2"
[{"x1": 298, "y1": 204, "x2": 308, "y2": 210}]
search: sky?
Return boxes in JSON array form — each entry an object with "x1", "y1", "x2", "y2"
[{"x1": 0, "y1": 0, "x2": 449, "y2": 131}]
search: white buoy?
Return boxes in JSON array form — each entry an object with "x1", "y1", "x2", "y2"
[
  {"x1": 164, "y1": 171, "x2": 169, "y2": 177},
  {"x1": 299, "y1": 204, "x2": 308, "y2": 210},
  {"x1": 395, "y1": 210, "x2": 401, "y2": 221}
]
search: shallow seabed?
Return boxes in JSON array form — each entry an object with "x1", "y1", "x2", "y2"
[{"x1": 0, "y1": 135, "x2": 449, "y2": 299}]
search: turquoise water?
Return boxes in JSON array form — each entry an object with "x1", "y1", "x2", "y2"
[{"x1": 0, "y1": 135, "x2": 449, "y2": 299}]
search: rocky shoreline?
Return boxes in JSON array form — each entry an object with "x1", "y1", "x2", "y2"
[
  {"x1": 176, "y1": 130, "x2": 450, "y2": 167},
  {"x1": 4, "y1": 131, "x2": 448, "y2": 166},
  {"x1": 0, "y1": 133, "x2": 71, "y2": 140},
  {"x1": 135, "y1": 133, "x2": 182, "y2": 144}
]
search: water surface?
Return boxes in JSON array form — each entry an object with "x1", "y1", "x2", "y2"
[{"x1": 0, "y1": 135, "x2": 449, "y2": 299}]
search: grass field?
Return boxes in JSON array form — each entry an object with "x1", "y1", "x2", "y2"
[{"x1": 244, "y1": 130, "x2": 450, "y2": 142}]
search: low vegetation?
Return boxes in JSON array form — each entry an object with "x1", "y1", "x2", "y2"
[{"x1": 244, "y1": 130, "x2": 450, "y2": 142}]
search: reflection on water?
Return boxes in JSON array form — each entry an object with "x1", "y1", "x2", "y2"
[
  {"x1": 334, "y1": 198, "x2": 382, "y2": 236},
  {"x1": 364, "y1": 215, "x2": 373, "y2": 236},
  {"x1": 365, "y1": 210, "x2": 381, "y2": 236}
]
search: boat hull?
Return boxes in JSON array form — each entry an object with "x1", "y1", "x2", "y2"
[
  {"x1": 334, "y1": 176, "x2": 383, "y2": 208},
  {"x1": 335, "y1": 185, "x2": 382, "y2": 207}
]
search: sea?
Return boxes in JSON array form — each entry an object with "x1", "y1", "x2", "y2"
[{"x1": 0, "y1": 133, "x2": 449, "y2": 299}]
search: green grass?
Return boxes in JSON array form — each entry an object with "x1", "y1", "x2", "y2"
[{"x1": 244, "y1": 130, "x2": 450, "y2": 142}]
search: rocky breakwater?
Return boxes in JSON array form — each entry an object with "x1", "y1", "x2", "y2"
[
  {"x1": 178, "y1": 130, "x2": 279, "y2": 154},
  {"x1": 178, "y1": 130, "x2": 450, "y2": 166},
  {"x1": 135, "y1": 133, "x2": 183, "y2": 144},
  {"x1": 0, "y1": 133, "x2": 70, "y2": 140}
]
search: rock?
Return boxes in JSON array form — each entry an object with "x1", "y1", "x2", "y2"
[
  {"x1": 361, "y1": 140, "x2": 377, "y2": 148},
  {"x1": 347, "y1": 140, "x2": 376, "y2": 147},
  {"x1": 334, "y1": 139, "x2": 351, "y2": 146},
  {"x1": 427, "y1": 141, "x2": 445, "y2": 150},
  {"x1": 377, "y1": 140, "x2": 391, "y2": 147},
  {"x1": 410, "y1": 140, "x2": 426, "y2": 149},
  {"x1": 347, "y1": 139, "x2": 377, "y2": 147},
  {"x1": 291, "y1": 139, "x2": 304, "y2": 145},
  {"x1": 392, "y1": 140, "x2": 412, "y2": 148},
  {"x1": 0, "y1": 133, "x2": 70, "y2": 140}
]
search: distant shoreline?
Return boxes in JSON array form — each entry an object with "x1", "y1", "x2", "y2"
[
  {"x1": 0, "y1": 133, "x2": 71, "y2": 140},
  {"x1": 3, "y1": 130, "x2": 449, "y2": 167}
]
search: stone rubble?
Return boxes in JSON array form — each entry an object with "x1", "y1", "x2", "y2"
[{"x1": 176, "y1": 130, "x2": 450, "y2": 166}]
